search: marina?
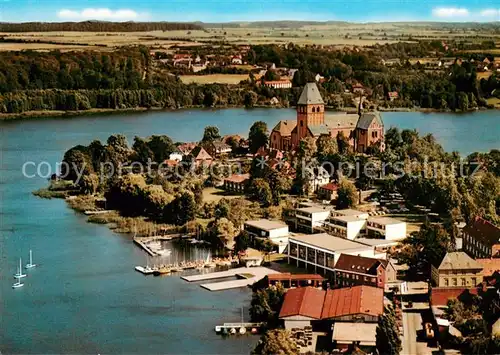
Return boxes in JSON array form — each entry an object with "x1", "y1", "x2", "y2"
[{"x1": 182, "y1": 267, "x2": 281, "y2": 291}]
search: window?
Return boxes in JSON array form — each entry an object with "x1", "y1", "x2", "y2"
[
  {"x1": 461, "y1": 278, "x2": 466, "y2": 286},
  {"x1": 444, "y1": 278, "x2": 449, "y2": 286},
  {"x1": 472, "y1": 278, "x2": 477, "y2": 286},
  {"x1": 452, "y1": 278, "x2": 457, "y2": 286},
  {"x1": 300, "y1": 120, "x2": 303, "y2": 127}
]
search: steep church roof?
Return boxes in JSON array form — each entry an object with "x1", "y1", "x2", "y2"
[
  {"x1": 298, "y1": 82, "x2": 324, "y2": 105},
  {"x1": 356, "y1": 112, "x2": 383, "y2": 130},
  {"x1": 272, "y1": 119, "x2": 296, "y2": 137}
]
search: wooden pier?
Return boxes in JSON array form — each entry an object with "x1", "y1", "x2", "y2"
[{"x1": 182, "y1": 267, "x2": 281, "y2": 291}]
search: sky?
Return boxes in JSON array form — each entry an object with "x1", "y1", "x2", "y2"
[{"x1": 0, "y1": 0, "x2": 499, "y2": 23}]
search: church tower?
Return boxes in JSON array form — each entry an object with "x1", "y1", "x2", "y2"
[{"x1": 296, "y1": 82, "x2": 325, "y2": 142}]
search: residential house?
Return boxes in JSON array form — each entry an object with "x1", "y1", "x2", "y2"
[
  {"x1": 462, "y1": 216, "x2": 500, "y2": 259},
  {"x1": 204, "y1": 141, "x2": 232, "y2": 157},
  {"x1": 317, "y1": 182, "x2": 338, "y2": 201},
  {"x1": 287, "y1": 233, "x2": 383, "y2": 277},
  {"x1": 231, "y1": 55, "x2": 243, "y2": 65},
  {"x1": 263, "y1": 80, "x2": 292, "y2": 89},
  {"x1": 169, "y1": 151, "x2": 183, "y2": 162},
  {"x1": 352, "y1": 83, "x2": 365, "y2": 95},
  {"x1": 365, "y1": 217, "x2": 407, "y2": 241},
  {"x1": 388, "y1": 91, "x2": 399, "y2": 101},
  {"x1": 306, "y1": 166, "x2": 331, "y2": 194},
  {"x1": 279, "y1": 285, "x2": 383, "y2": 330},
  {"x1": 334, "y1": 254, "x2": 387, "y2": 288},
  {"x1": 431, "y1": 252, "x2": 483, "y2": 288},
  {"x1": 177, "y1": 142, "x2": 197, "y2": 155},
  {"x1": 244, "y1": 219, "x2": 290, "y2": 253},
  {"x1": 223, "y1": 173, "x2": 250, "y2": 193},
  {"x1": 189, "y1": 146, "x2": 213, "y2": 167}
]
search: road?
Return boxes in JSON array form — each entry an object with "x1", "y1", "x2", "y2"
[{"x1": 400, "y1": 281, "x2": 434, "y2": 355}]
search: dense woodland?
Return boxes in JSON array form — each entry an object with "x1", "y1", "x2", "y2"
[
  {"x1": 0, "y1": 41, "x2": 498, "y2": 114},
  {"x1": 0, "y1": 21, "x2": 203, "y2": 32}
]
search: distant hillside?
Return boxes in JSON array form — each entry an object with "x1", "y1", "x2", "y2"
[
  {"x1": 0, "y1": 21, "x2": 203, "y2": 32},
  {"x1": 201, "y1": 20, "x2": 350, "y2": 28},
  {"x1": 200, "y1": 20, "x2": 499, "y2": 30}
]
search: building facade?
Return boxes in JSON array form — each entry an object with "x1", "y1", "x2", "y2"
[
  {"x1": 334, "y1": 253, "x2": 387, "y2": 289},
  {"x1": 431, "y1": 252, "x2": 483, "y2": 288},
  {"x1": 270, "y1": 83, "x2": 384, "y2": 153},
  {"x1": 462, "y1": 216, "x2": 500, "y2": 259}
]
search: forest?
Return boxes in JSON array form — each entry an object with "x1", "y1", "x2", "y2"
[{"x1": 0, "y1": 21, "x2": 203, "y2": 32}]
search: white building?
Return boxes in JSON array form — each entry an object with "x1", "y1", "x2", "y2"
[
  {"x1": 244, "y1": 219, "x2": 290, "y2": 253},
  {"x1": 331, "y1": 209, "x2": 369, "y2": 220},
  {"x1": 295, "y1": 205, "x2": 333, "y2": 233},
  {"x1": 287, "y1": 233, "x2": 379, "y2": 277},
  {"x1": 326, "y1": 215, "x2": 366, "y2": 240},
  {"x1": 366, "y1": 217, "x2": 407, "y2": 241},
  {"x1": 169, "y1": 152, "x2": 183, "y2": 162}
]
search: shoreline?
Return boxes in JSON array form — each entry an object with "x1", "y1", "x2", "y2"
[{"x1": 1, "y1": 104, "x2": 498, "y2": 122}]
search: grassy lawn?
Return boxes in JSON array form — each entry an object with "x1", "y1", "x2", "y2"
[
  {"x1": 386, "y1": 213, "x2": 426, "y2": 234},
  {"x1": 179, "y1": 74, "x2": 249, "y2": 85},
  {"x1": 487, "y1": 97, "x2": 500, "y2": 108},
  {"x1": 202, "y1": 187, "x2": 243, "y2": 203}
]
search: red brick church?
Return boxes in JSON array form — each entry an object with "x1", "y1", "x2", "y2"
[{"x1": 270, "y1": 83, "x2": 385, "y2": 153}]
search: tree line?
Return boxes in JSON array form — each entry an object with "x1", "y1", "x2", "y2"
[{"x1": 0, "y1": 21, "x2": 202, "y2": 32}]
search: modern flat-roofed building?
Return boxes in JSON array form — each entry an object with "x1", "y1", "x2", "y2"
[
  {"x1": 365, "y1": 216, "x2": 407, "y2": 241},
  {"x1": 326, "y1": 215, "x2": 367, "y2": 240},
  {"x1": 263, "y1": 273, "x2": 326, "y2": 289},
  {"x1": 295, "y1": 205, "x2": 333, "y2": 233},
  {"x1": 331, "y1": 209, "x2": 369, "y2": 220},
  {"x1": 244, "y1": 219, "x2": 290, "y2": 253},
  {"x1": 287, "y1": 233, "x2": 377, "y2": 277}
]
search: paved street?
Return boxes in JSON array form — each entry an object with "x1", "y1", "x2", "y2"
[{"x1": 400, "y1": 281, "x2": 435, "y2": 355}]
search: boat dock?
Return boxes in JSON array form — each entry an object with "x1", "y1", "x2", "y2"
[
  {"x1": 182, "y1": 267, "x2": 281, "y2": 291},
  {"x1": 215, "y1": 322, "x2": 264, "y2": 334},
  {"x1": 133, "y1": 238, "x2": 156, "y2": 256}
]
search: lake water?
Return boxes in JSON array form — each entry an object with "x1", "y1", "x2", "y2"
[{"x1": 0, "y1": 109, "x2": 498, "y2": 353}]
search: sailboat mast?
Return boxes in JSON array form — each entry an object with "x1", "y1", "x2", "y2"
[{"x1": 30, "y1": 250, "x2": 33, "y2": 265}]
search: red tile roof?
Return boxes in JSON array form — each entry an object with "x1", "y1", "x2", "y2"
[
  {"x1": 319, "y1": 182, "x2": 339, "y2": 192},
  {"x1": 268, "y1": 273, "x2": 326, "y2": 281},
  {"x1": 279, "y1": 287, "x2": 325, "y2": 319},
  {"x1": 463, "y1": 217, "x2": 500, "y2": 247},
  {"x1": 476, "y1": 258, "x2": 500, "y2": 277},
  {"x1": 431, "y1": 287, "x2": 479, "y2": 306},
  {"x1": 334, "y1": 254, "x2": 383, "y2": 276},
  {"x1": 322, "y1": 286, "x2": 383, "y2": 319},
  {"x1": 224, "y1": 173, "x2": 250, "y2": 183},
  {"x1": 279, "y1": 286, "x2": 383, "y2": 320}
]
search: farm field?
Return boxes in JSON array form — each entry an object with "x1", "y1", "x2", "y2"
[{"x1": 0, "y1": 22, "x2": 498, "y2": 52}]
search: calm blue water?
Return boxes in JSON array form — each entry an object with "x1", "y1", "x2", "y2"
[{"x1": 0, "y1": 108, "x2": 498, "y2": 354}]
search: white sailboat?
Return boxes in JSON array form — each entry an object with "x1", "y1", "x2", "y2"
[
  {"x1": 25, "y1": 250, "x2": 36, "y2": 269},
  {"x1": 12, "y1": 275, "x2": 24, "y2": 289},
  {"x1": 14, "y1": 258, "x2": 27, "y2": 279}
]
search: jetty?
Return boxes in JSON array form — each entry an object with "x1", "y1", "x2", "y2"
[
  {"x1": 215, "y1": 322, "x2": 264, "y2": 335},
  {"x1": 182, "y1": 267, "x2": 281, "y2": 291}
]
